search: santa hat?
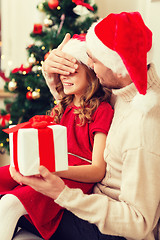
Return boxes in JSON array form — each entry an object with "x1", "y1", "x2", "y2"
[
  {"x1": 86, "y1": 12, "x2": 153, "y2": 95},
  {"x1": 62, "y1": 34, "x2": 89, "y2": 66}
]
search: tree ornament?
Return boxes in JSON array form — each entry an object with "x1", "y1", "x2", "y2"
[
  {"x1": 32, "y1": 65, "x2": 42, "y2": 72},
  {"x1": 44, "y1": 17, "x2": 54, "y2": 27},
  {"x1": 48, "y1": 0, "x2": 59, "y2": 10},
  {"x1": 33, "y1": 24, "x2": 43, "y2": 34},
  {"x1": 8, "y1": 79, "x2": 17, "y2": 91},
  {"x1": 32, "y1": 65, "x2": 39, "y2": 72},
  {"x1": 0, "y1": 113, "x2": 11, "y2": 127},
  {"x1": 28, "y1": 54, "x2": 36, "y2": 65},
  {"x1": 38, "y1": 3, "x2": 44, "y2": 12},
  {"x1": 32, "y1": 90, "x2": 40, "y2": 100},
  {"x1": 23, "y1": 62, "x2": 31, "y2": 68},
  {"x1": 26, "y1": 91, "x2": 33, "y2": 100},
  {"x1": 57, "y1": 14, "x2": 65, "y2": 36},
  {"x1": 27, "y1": 44, "x2": 34, "y2": 49}
]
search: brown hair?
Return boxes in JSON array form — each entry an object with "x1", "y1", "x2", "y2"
[{"x1": 52, "y1": 64, "x2": 111, "y2": 126}]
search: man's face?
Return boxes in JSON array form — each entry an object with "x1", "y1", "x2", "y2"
[{"x1": 87, "y1": 50, "x2": 125, "y2": 90}]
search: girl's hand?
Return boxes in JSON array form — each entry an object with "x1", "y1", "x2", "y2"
[
  {"x1": 42, "y1": 33, "x2": 78, "y2": 76},
  {"x1": 9, "y1": 166, "x2": 65, "y2": 200}
]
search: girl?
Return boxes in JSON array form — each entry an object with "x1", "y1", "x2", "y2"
[{"x1": 0, "y1": 35, "x2": 113, "y2": 240}]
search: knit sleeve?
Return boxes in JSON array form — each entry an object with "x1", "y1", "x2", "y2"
[
  {"x1": 42, "y1": 69, "x2": 60, "y2": 102},
  {"x1": 55, "y1": 149, "x2": 160, "y2": 239},
  {"x1": 90, "y1": 102, "x2": 113, "y2": 137}
]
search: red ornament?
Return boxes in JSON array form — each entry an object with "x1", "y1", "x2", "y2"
[
  {"x1": 26, "y1": 91, "x2": 33, "y2": 100},
  {"x1": 44, "y1": 52, "x2": 51, "y2": 60},
  {"x1": 27, "y1": 44, "x2": 34, "y2": 49},
  {"x1": 48, "y1": 0, "x2": 59, "y2": 10},
  {"x1": 33, "y1": 24, "x2": 43, "y2": 34}
]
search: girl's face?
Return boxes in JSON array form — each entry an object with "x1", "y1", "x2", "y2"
[{"x1": 59, "y1": 63, "x2": 89, "y2": 106}]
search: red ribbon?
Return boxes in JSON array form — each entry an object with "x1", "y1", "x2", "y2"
[
  {"x1": 0, "y1": 113, "x2": 10, "y2": 128},
  {"x1": 72, "y1": 0, "x2": 94, "y2": 11},
  {"x1": 38, "y1": 127, "x2": 55, "y2": 173},
  {"x1": 0, "y1": 71, "x2": 10, "y2": 82},
  {"x1": 12, "y1": 64, "x2": 32, "y2": 74},
  {"x1": 4, "y1": 115, "x2": 56, "y2": 173},
  {"x1": 3, "y1": 115, "x2": 55, "y2": 134}
]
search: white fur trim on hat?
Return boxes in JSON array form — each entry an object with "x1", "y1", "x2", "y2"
[
  {"x1": 62, "y1": 38, "x2": 88, "y2": 66},
  {"x1": 86, "y1": 21, "x2": 128, "y2": 76},
  {"x1": 86, "y1": 20, "x2": 153, "y2": 75}
]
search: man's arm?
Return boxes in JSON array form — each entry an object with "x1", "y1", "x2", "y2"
[
  {"x1": 54, "y1": 149, "x2": 160, "y2": 240},
  {"x1": 10, "y1": 149, "x2": 160, "y2": 240},
  {"x1": 42, "y1": 33, "x2": 78, "y2": 101},
  {"x1": 10, "y1": 166, "x2": 65, "y2": 200}
]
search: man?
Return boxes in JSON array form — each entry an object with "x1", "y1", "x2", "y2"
[{"x1": 11, "y1": 12, "x2": 160, "y2": 240}]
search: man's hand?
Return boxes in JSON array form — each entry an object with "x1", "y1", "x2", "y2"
[
  {"x1": 10, "y1": 166, "x2": 65, "y2": 200},
  {"x1": 42, "y1": 33, "x2": 78, "y2": 75}
]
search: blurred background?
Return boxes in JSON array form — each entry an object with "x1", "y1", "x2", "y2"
[{"x1": 1, "y1": 0, "x2": 160, "y2": 78}]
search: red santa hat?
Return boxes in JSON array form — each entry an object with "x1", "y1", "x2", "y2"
[
  {"x1": 62, "y1": 34, "x2": 89, "y2": 66},
  {"x1": 86, "y1": 12, "x2": 153, "y2": 95}
]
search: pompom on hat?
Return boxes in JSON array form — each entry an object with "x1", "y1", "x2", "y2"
[
  {"x1": 62, "y1": 34, "x2": 89, "y2": 66},
  {"x1": 86, "y1": 12, "x2": 153, "y2": 95}
]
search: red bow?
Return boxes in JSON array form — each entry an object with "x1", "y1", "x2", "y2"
[
  {"x1": 72, "y1": 0, "x2": 94, "y2": 11},
  {"x1": 72, "y1": 33, "x2": 86, "y2": 41},
  {"x1": 3, "y1": 115, "x2": 55, "y2": 134},
  {"x1": 12, "y1": 64, "x2": 32, "y2": 74},
  {"x1": 0, "y1": 114, "x2": 10, "y2": 128},
  {"x1": 0, "y1": 71, "x2": 10, "y2": 82}
]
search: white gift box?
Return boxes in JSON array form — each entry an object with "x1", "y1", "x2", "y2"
[{"x1": 9, "y1": 125, "x2": 68, "y2": 176}]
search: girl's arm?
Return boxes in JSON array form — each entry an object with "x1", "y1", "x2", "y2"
[{"x1": 55, "y1": 132, "x2": 107, "y2": 183}]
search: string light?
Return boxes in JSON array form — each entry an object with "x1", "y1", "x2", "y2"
[
  {"x1": 41, "y1": 46, "x2": 45, "y2": 50},
  {"x1": 8, "y1": 60, "x2": 13, "y2": 67},
  {"x1": 9, "y1": 120, "x2": 12, "y2": 124},
  {"x1": 57, "y1": 6, "x2": 61, "y2": 10},
  {"x1": 0, "y1": 143, "x2": 3, "y2": 147},
  {"x1": 37, "y1": 66, "x2": 42, "y2": 71},
  {"x1": 1, "y1": 55, "x2": 5, "y2": 60}
]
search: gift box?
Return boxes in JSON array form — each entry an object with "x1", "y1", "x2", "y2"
[{"x1": 4, "y1": 115, "x2": 68, "y2": 176}]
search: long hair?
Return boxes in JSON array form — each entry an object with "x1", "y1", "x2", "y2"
[{"x1": 52, "y1": 63, "x2": 111, "y2": 126}]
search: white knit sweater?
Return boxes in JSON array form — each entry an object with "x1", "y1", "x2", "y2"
[{"x1": 55, "y1": 64, "x2": 160, "y2": 240}]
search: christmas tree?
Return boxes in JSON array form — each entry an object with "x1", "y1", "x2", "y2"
[{"x1": 0, "y1": 0, "x2": 98, "y2": 153}]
